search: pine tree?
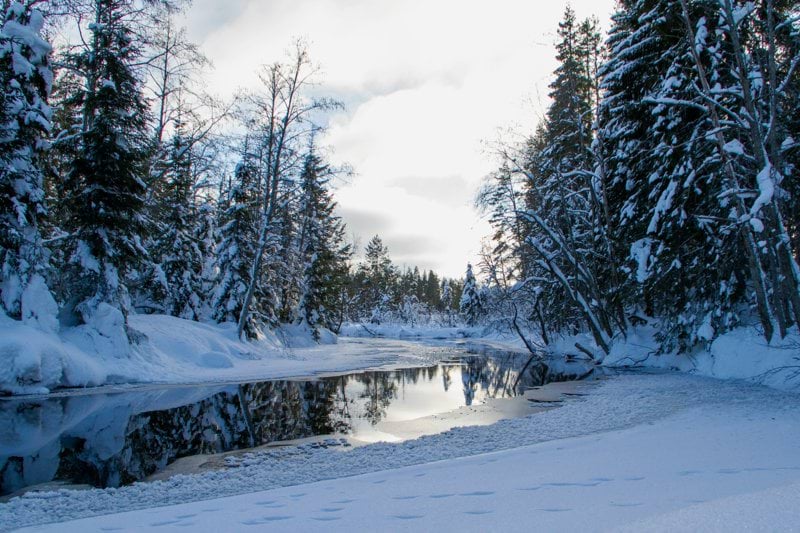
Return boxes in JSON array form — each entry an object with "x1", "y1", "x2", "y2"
[
  {"x1": 149, "y1": 120, "x2": 203, "y2": 319},
  {"x1": 441, "y1": 280, "x2": 454, "y2": 326},
  {"x1": 295, "y1": 148, "x2": 352, "y2": 338},
  {"x1": 424, "y1": 270, "x2": 441, "y2": 309},
  {"x1": 61, "y1": 0, "x2": 151, "y2": 332},
  {"x1": 212, "y1": 154, "x2": 262, "y2": 336},
  {"x1": 358, "y1": 235, "x2": 394, "y2": 323},
  {"x1": 0, "y1": 1, "x2": 57, "y2": 330},
  {"x1": 459, "y1": 263, "x2": 482, "y2": 326}
]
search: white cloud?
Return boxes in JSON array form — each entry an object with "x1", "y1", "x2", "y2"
[{"x1": 183, "y1": 0, "x2": 616, "y2": 277}]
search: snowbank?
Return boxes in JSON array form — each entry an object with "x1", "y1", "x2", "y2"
[
  {"x1": 601, "y1": 325, "x2": 800, "y2": 391},
  {"x1": 0, "y1": 314, "x2": 435, "y2": 395}
]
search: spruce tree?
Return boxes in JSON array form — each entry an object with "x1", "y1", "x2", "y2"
[
  {"x1": 459, "y1": 263, "x2": 482, "y2": 326},
  {"x1": 212, "y1": 154, "x2": 262, "y2": 335},
  {"x1": 358, "y1": 235, "x2": 394, "y2": 323},
  {"x1": 0, "y1": 1, "x2": 57, "y2": 330},
  {"x1": 295, "y1": 149, "x2": 351, "y2": 338},
  {"x1": 62, "y1": 0, "x2": 151, "y2": 331},
  {"x1": 150, "y1": 121, "x2": 203, "y2": 320}
]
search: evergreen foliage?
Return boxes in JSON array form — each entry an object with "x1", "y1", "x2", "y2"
[
  {"x1": 61, "y1": 0, "x2": 151, "y2": 327},
  {"x1": 482, "y1": 0, "x2": 800, "y2": 354},
  {"x1": 459, "y1": 263, "x2": 483, "y2": 326},
  {"x1": 0, "y1": 1, "x2": 55, "y2": 326}
]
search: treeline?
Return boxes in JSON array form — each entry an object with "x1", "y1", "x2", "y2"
[
  {"x1": 342, "y1": 235, "x2": 466, "y2": 328},
  {"x1": 481, "y1": 2, "x2": 800, "y2": 354},
  {"x1": 0, "y1": 0, "x2": 352, "y2": 342}
]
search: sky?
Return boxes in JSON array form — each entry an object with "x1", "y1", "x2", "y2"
[{"x1": 182, "y1": 0, "x2": 616, "y2": 278}]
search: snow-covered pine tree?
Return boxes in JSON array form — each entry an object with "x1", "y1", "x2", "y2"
[
  {"x1": 599, "y1": 0, "x2": 740, "y2": 351},
  {"x1": 0, "y1": 1, "x2": 57, "y2": 330},
  {"x1": 599, "y1": 0, "x2": 800, "y2": 350},
  {"x1": 148, "y1": 119, "x2": 204, "y2": 320},
  {"x1": 61, "y1": 0, "x2": 151, "y2": 335},
  {"x1": 295, "y1": 148, "x2": 351, "y2": 339},
  {"x1": 440, "y1": 279, "x2": 454, "y2": 326},
  {"x1": 194, "y1": 199, "x2": 217, "y2": 315},
  {"x1": 499, "y1": 6, "x2": 615, "y2": 351},
  {"x1": 212, "y1": 152, "x2": 262, "y2": 336},
  {"x1": 357, "y1": 235, "x2": 394, "y2": 323},
  {"x1": 459, "y1": 263, "x2": 482, "y2": 326}
]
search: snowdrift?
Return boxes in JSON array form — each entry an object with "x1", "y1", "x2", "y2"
[{"x1": 0, "y1": 312, "x2": 337, "y2": 395}]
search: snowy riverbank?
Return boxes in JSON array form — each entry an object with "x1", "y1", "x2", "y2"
[
  {"x1": 0, "y1": 314, "x2": 456, "y2": 395},
  {"x1": 4, "y1": 304, "x2": 797, "y2": 396},
  {"x1": 5, "y1": 371, "x2": 800, "y2": 531},
  {"x1": 342, "y1": 321, "x2": 800, "y2": 393}
]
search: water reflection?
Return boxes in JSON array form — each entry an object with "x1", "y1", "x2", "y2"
[{"x1": 0, "y1": 353, "x2": 590, "y2": 495}]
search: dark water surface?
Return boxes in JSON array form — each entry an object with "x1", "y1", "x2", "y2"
[{"x1": 0, "y1": 350, "x2": 592, "y2": 496}]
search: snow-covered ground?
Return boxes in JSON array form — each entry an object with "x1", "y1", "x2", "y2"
[{"x1": 5, "y1": 371, "x2": 800, "y2": 531}]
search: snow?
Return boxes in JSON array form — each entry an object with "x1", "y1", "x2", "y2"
[
  {"x1": 750, "y1": 163, "x2": 775, "y2": 217},
  {"x1": 6, "y1": 372, "x2": 800, "y2": 531},
  {"x1": 0, "y1": 314, "x2": 454, "y2": 395},
  {"x1": 722, "y1": 138, "x2": 745, "y2": 156},
  {"x1": 603, "y1": 324, "x2": 800, "y2": 391}
]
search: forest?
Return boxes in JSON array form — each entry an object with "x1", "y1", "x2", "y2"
[
  {"x1": 479, "y1": 1, "x2": 800, "y2": 355},
  {"x1": 0, "y1": 0, "x2": 799, "y2": 360},
  {"x1": 0, "y1": 0, "x2": 464, "y2": 349}
]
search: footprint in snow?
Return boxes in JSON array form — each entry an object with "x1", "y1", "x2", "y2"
[
  {"x1": 320, "y1": 507, "x2": 344, "y2": 512},
  {"x1": 544, "y1": 481, "x2": 600, "y2": 487},
  {"x1": 463, "y1": 510, "x2": 493, "y2": 515},
  {"x1": 592, "y1": 477, "x2": 614, "y2": 482},
  {"x1": 332, "y1": 499, "x2": 355, "y2": 504},
  {"x1": 624, "y1": 476, "x2": 645, "y2": 481},
  {"x1": 460, "y1": 491, "x2": 495, "y2": 497},
  {"x1": 240, "y1": 516, "x2": 292, "y2": 525},
  {"x1": 289, "y1": 492, "x2": 306, "y2": 498},
  {"x1": 516, "y1": 486, "x2": 541, "y2": 491},
  {"x1": 392, "y1": 514, "x2": 424, "y2": 520},
  {"x1": 678, "y1": 470, "x2": 702, "y2": 476},
  {"x1": 311, "y1": 516, "x2": 342, "y2": 522},
  {"x1": 392, "y1": 495, "x2": 418, "y2": 500},
  {"x1": 429, "y1": 493, "x2": 455, "y2": 499},
  {"x1": 609, "y1": 502, "x2": 643, "y2": 507},
  {"x1": 540, "y1": 508, "x2": 572, "y2": 513},
  {"x1": 175, "y1": 514, "x2": 197, "y2": 520}
]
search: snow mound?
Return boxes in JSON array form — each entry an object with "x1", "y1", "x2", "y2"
[
  {"x1": 0, "y1": 313, "x2": 343, "y2": 395},
  {"x1": 604, "y1": 325, "x2": 800, "y2": 391}
]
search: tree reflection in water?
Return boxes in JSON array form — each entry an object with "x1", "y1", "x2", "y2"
[{"x1": 0, "y1": 354, "x2": 591, "y2": 495}]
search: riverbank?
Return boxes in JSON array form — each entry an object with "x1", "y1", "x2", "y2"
[
  {"x1": 342, "y1": 321, "x2": 800, "y2": 393},
  {"x1": 0, "y1": 313, "x2": 465, "y2": 395},
  {"x1": 5, "y1": 370, "x2": 799, "y2": 530}
]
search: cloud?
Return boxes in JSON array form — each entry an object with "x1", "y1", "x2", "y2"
[
  {"x1": 389, "y1": 175, "x2": 473, "y2": 208},
  {"x1": 183, "y1": 0, "x2": 617, "y2": 277},
  {"x1": 335, "y1": 207, "x2": 392, "y2": 237}
]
